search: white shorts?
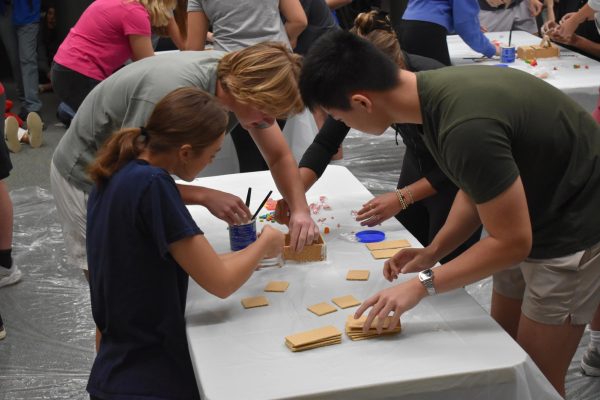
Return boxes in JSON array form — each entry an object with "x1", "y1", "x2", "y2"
[
  {"x1": 479, "y1": 1, "x2": 538, "y2": 34},
  {"x1": 50, "y1": 161, "x2": 88, "y2": 271}
]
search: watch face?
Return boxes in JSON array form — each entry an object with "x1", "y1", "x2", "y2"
[{"x1": 421, "y1": 269, "x2": 433, "y2": 279}]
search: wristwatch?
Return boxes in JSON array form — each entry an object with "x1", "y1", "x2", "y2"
[{"x1": 418, "y1": 268, "x2": 436, "y2": 296}]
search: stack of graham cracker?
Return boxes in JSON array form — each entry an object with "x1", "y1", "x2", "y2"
[
  {"x1": 285, "y1": 325, "x2": 342, "y2": 352},
  {"x1": 367, "y1": 239, "x2": 411, "y2": 259},
  {"x1": 345, "y1": 315, "x2": 401, "y2": 341}
]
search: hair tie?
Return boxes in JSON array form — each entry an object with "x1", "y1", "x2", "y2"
[
  {"x1": 139, "y1": 126, "x2": 149, "y2": 139},
  {"x1": 370, "y1": 11, "x2": 394, "y2": 33}
]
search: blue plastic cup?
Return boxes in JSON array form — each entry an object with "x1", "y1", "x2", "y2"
[
  {"x1": 229, "y1": 220, "x2": 257, "y2": 251},
  {"x1": 500, "y1": 46, "x2": 516, "y2": 63}
]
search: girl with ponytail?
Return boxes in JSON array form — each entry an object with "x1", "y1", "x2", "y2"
[{"x1": 86, "y1": 87, "x2": 284, "y2": 400}]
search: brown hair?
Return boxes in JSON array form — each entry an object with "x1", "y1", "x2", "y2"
[
  {"x1": 217, "y1": 42, "x2": 304, "y2": 119},
  {"x1": 89, "y1": 87, "x2": 228, "y2": 185},
  {"x1": 351, "y1": 11, "x2": 406, "y2": 69}
]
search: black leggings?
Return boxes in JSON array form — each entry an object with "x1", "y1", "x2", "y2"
[
  {"x1": 396, "y1": 151, "x2": 481, "y2": 263},
  {"x1": 230, "y1": 120, "x2": 287, "y2": 173},
  {"x1": 399, "y1": 20, "x2": 452, "y2": 66},
  {"x1": 51, "y1": 62, "x2": 101, "y2": 112}
]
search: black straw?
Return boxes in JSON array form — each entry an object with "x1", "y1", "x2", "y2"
[
  {"x1": 245, "y1": 187, "x2": 252, "y2": 207},
  {"x1": 508, "y1": 21, "x2": 514, "y2": 47},
  {"x1": 251, "y1": 190, "x2": 273, "y2": 221}
]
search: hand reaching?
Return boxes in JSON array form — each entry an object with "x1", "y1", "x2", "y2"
[
  {"x1": 353, "y1": 279, "x2": 427, "y2": 334},
  {"x1": 288, "y1": 210, "x2": 319, "y2": 252},
  {"x1": 356, "y1": 192, "x2": 403, "y2": 227},
  {"x1": 258, "y1": 225, "x2": 285, "y2": 258},
  {"x1": 203, "y1": 188, "x2": 252, "y2": 225},
  {"x1": 383, "y1": 247, "x2": 437, "y2": 282}
]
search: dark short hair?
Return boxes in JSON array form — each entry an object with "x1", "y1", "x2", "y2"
[{"x1": 299, "y1": 30, "x2": 399, "y2": 111}]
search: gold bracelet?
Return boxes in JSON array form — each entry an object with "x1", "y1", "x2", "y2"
[
  {"x1": 403, "y1": 186, "x2": 415, "y2": 205},
  {"x1": 395, "y1": 189, "x2": 408, "y2": 210}
]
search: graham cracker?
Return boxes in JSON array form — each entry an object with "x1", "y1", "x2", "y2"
[
  {"x1": 331, "y1": 295, "x2": 361, "y2": 309},
  {"x1": 285, "y1": 325, "x2": 341, "y2": 347},
  {"x1": 346, "y1": 270, "x2": 370, "y2": 281},
  {"x1": 366, "y1": 239, "x2": 411, "y2": 251},
  {"x1": 370, "y1": 248, "x2": 402, "y2": 259},
  {"x1": 307, "y1": 302, "x2": 337, "y2": 316},
  {"x1": 286, "y1": 338, "x2": 342, "y2": 352},
  {"x1": 283, "y1": 233, "x2": 326, "y2": 262},
  {"x1": 345, "y1": 315, "x2": 401, "y2": 341},
  {"x1": 264, "y1": 281, "x2": 289, "y2": 292},
  {"x1": 241, "y1": 296, "x2": 269, "y2": 309}
]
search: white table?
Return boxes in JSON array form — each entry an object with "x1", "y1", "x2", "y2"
[
  {"x1": 447, "y1": 30, "x2": 600, "y2": 113},
  {"x1": 184, "y1": 166, "x2": 561, "y2": 400}
]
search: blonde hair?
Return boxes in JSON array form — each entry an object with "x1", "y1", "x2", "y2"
[
  {"x1": 352, "y1": 11, "x2": 406, "y2": 69},
  {"x1": 89, "y1": 87, "x2": 228, "y2": 185},
  {"x1": 217, "y1": 42, "x2": 304, "y2": 119},
  {"x1": 137, "y1": 0, "x2": 177, "y2": 27}
]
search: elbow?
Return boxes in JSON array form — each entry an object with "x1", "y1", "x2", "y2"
[
  {"x1": 512, "y1": 232, "x2": 532, "y2": 263},
  {"x1": 213, "y1": 280, "x2": 240, "y2": 299},
  {"x1": 213, "y1": 285, "x2": 236, "y2": 299},
  {"x1": 299, "y1": 17, "x2": 308, "y2": 31}
]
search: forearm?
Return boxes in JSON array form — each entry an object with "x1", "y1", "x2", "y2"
[
  {"x1": 402, "y1": 177, "x2": 437, "y2": 204},
  {"x1": 285, "y1": 21, "x2": 307, "y2": 45},
  {"x1": 299, "y1": 167, "x2": 318, "y2": 192},
  {"x1": 432, "y1": 234, "x2": 529, "y2": 294},
  {"x1": 545, "y1": 0, "x2": 555, "y2": 21},
  {"x1": 280, "y1": 0, "x2": 307, "y2": 47},
  {"x1": 177, "y1": 183, "x2": 209, "y2": 205},
  {"x1": 570, "y1": 35, "x2": 600, "y2": 57},
  {"x1": 219, "y1": 237, "x2": 272, "y2": 292},
  {"x1": 427, "y1": 190, "x2": 482, "y2": 261},
  {"x1": 269, "y1": 154, "x2": 310, "y2": 214},
  {"x1": 326, "y1": 0, "x2": 352, "y2": 9},
  {"x1": 167, "y1": 18, "x2": 185, "y2": 49},
  {"x1": 185, "y1": 12, "x2": 208, "y2": 50}
]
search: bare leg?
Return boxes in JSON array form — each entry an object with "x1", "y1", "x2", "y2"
[
  {"x1": 518, "y1": 314, "x2": 585, "y2": 398},
  {"x1": 590, "y1": 306, "x2": 600, "y2": 332},
  {"x1": 491, "y1": 289, "x2": 522, "y2": 339},
  {"x1": 0, "y1": 181, "x2": 13, "y2": 250}
]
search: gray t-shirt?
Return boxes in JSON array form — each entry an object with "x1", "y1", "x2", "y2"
[
  {"x1": 52, "y1": 51, "x2": 237, "y2": 193},
  {"x1": 187, "y1": 0, "x2": 290, "y2": 51}
]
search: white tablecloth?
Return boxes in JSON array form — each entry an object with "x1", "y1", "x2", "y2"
[
  {"x1": 447, "y1": 31, "x2": 600, "y2": 113},
  {"x1": 184, "y1": 166, "x2": 561, "y2": 400}
]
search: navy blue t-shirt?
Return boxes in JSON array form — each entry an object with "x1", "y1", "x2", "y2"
[{"x1": 86, "y1": 159, "x2": 202, "y2": 400}]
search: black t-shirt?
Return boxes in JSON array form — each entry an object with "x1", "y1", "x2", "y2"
[
  {"x1": 87, "y1": 160, "x2": 202, "y2": 399},
  {"x1": 417, "y1": 66, "x2": 600, "y2": 258}
]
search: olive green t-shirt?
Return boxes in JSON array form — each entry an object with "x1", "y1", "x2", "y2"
[{"x1": 416, "y1": 66, "x2": 600, "y2": 258}]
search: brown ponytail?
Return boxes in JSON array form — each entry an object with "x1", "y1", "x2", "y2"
[
  {"x1": 351, "y1": 11, "x2": 406, "y2": 69},
  {"x1": 89, "y1": 87, "x2": 228, "y2": 185}
]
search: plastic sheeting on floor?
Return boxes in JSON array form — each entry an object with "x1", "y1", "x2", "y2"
[{"x1": 0, "y1": 130, "x2": 599, "y2": 399}]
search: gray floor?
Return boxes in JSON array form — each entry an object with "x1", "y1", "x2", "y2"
[{"x1": 0, "y1": 82, "x2": 598, "y2": 399}]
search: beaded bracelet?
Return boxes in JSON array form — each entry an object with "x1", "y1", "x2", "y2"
[
  {"x1": 403, "y1": 186, "x2": 415, "y2": 205},
  {"x1": 395, "y1": 189, "x2": 408, "y2": 210}
]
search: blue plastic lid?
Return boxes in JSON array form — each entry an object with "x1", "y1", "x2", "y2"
[
  {"x1": 355, "y1": 230, "x2": 386, "y2": 243},
  {"x1": 494, "y1": 64, "x2": 509, "y2": 67}
]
